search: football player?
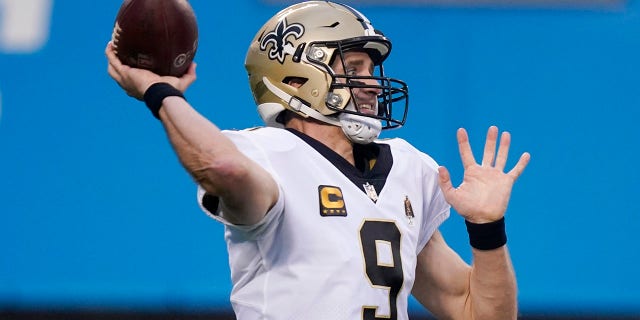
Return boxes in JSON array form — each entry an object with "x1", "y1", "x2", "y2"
[{"x1": 106, "y1": 1, "x2": 530, "y2": 319}]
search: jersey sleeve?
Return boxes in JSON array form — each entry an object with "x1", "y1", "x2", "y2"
[
  {"x1": 195, "y1": 129, "x2": 286, "y2": 238},
  {"x1": 417, "y1": 183, "x2": 450, "y2": 254},
  {"x1": 197, "y1": 184, "x2": 285, "y2": 239},
  {"x1": 416, "y1": 150, "x2": 450, "y2": 253},
  {"x1": 386, "y1": 138, "x2": 451, "y2": 253}
]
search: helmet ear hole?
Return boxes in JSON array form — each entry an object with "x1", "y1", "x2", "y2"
[{"x1": 283, "y1": 77, "x2": 308, "y2": 88}]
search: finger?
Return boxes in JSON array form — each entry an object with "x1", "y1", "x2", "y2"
[
  {"x1": 105, "y1": 43, "x2": 126, "y2": 73},
  {"x1": 481, "y1": 126, "x2": 498, "y2": 166},
  {"x1": 508, "y1": 152, "x2": 531, "y2": 180},
  {"x1": 106, "y1": 56, "x2": 130, "y2": 86},
  {"x1": 105, "y1": 41, "x2": 118, "y2": 62},
  {"x1": 107, "y1": 61, "x2": 126, "y2": 85},
  {"x1": 105, "y1": 43, "x2": 117, "y2": 74},
  {"x1": 104, "y1": 41, "x2": 114, "y2": 54},
  {"x1": 187, "y1": 62, "x2": 197, "y2": 75},
  {"x1": 106, "y1": 51, "x2": 121, "y2": 74},
  {"x1": 437, "y1": 166, "x2": 455, "y2": 194},
  {"x1": 457, "y1": 128, "x2": 477, "y2": 169},
  {"x1": 107, "y1": 63, "x2": 120, "y2": 82},
  {"x1": 180, "y1": 63, "x2": 198, "y2": 89},
  {"x1": 494, "y1": 131, "x2": 511, "y2": 170}
]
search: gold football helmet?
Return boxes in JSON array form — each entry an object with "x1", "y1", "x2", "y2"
[{"x1": 245, "y1": 1, "x2": 408, "y2": 131}]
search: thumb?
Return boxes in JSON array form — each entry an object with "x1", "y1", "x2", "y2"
[
  {"x1": 437, "y1": 166, "x2": 454, "y2": 194},
  {"x1": 177, "y1": 62, "x2": 197, "y2": 91}
]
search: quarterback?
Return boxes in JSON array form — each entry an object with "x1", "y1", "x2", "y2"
[{"x1": 106, "y1": 1, "x2": 530, "y2": 319}]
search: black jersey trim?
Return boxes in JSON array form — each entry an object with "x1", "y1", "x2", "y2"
[{"x1": 286, "y1": 128, "x2": 392, "y2": 198}]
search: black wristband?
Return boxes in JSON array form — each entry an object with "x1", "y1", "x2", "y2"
[
  {"x1": 143, "y1": 82, "x2": 185, "y2": 119},
  {"x1": 465, "y1": 217, "x2": 507, "y2": 250}
]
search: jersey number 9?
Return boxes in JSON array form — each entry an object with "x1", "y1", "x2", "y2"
[{"x1": 359, "y1": 220, "x2": 404, "y2": 320}]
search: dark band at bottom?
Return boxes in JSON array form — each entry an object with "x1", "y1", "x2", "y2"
[{"x1": 143, "y1": 82, "x2": 185, "y2": 119}]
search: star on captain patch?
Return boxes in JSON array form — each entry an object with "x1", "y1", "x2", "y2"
[{"x1": 404, "y1": 195, "x2": 415, "y2": 226}]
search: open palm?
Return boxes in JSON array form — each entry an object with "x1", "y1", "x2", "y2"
[{"x1": 438, "y1": 126, "x2": 530, "y2": 224}]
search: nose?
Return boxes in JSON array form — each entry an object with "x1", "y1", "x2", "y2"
[
  {"x1": 366, "y1": 75, "x2": 381, "y2": 90},
  {"x1": 352, "y1": 77, "x2": 382, "y2": 97}
]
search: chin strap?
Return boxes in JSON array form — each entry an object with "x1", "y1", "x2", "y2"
[
  {"x1": 262, "y1": 77, "x2": 341, "y2": 127},
  {"x1": 338, "y1": 101, "x2": 382, "y2": 144},
  {"x1": 261, "y1": 77, "x2": 381, "y2": 144}
]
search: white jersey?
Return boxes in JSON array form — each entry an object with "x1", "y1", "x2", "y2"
[{"x1": 198, "y1": 127, "x2": 450, "y2": 320}]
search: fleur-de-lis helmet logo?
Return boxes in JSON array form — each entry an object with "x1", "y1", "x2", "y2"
[{"x1": 260, "y1": 18, "x2": 304, "y2": 64}]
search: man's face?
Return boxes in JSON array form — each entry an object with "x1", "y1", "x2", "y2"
[{"x1": 331, "y1": 51, "x2": 382, "y2": 116}]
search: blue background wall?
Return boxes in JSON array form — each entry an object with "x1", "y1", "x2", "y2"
[{"x1": 1, "y1": 0, "x2": 638, "y2": 316}]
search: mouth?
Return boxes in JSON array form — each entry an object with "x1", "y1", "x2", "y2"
[{"x1": 357, "y1": 103, "x2": 377, "y2": 115}]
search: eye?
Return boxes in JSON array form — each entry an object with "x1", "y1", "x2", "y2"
[{"x1": 345, "y1": 67, "x2": 357, "y2": 76}]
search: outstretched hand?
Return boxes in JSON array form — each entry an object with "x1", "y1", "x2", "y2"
[
  {"x1": 105, "y1": 42, "x2": 197, "y2": 100},
  {"x1": 438, "y1": 126, "x2": 530, "y2": 224}
]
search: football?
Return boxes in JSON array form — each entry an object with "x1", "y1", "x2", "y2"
[{"x1": 111, "y1": 0, "x2": 198, "y2": 77}]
